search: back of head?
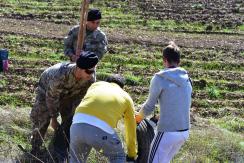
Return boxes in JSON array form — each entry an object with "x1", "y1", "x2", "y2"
[
  {"x1": 76, "y1": 51, "x2": 98, "y2": 69},
  {"x1": 105, "y1": 74, "x2": 125, "y2": 89},
  {"x1": 87, "y1": 9, "x2": 102, "y2": 21},
  {"x1": 163, "y1": 41, "x2": 180, "y2": 64}
]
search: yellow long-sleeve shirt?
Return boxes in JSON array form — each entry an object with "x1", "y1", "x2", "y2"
[{"x1": 75, "y1": 81, "x2": 137, "y2": 158}]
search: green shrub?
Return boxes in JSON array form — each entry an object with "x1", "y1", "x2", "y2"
[{"x1": 207, "y1": 86, "x2": 221, "y2": 99}]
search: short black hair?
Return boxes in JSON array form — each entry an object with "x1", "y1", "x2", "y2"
[
  {"x1": 87, "y1": 9, "x2": 102, "y2": 21},
  {"x1": 76, "y1": 51, "x2": 98, "y2": 69},
  {"x1": 163, "y1": 41, "x2": 180, "y2": 64},
  {"x1": 105, "y1": 74, "x2": 125, "y2": 88}
]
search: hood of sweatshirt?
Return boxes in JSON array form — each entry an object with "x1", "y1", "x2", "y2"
[{"x1": 156, "y1": 67, "x2": 190, "y2": 87}]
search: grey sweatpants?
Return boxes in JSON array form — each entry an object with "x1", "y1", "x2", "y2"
[{"x1": 70, "y1": 123, "x2": 125, "y2": 163}]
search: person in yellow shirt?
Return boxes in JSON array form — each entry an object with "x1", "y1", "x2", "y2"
[{"x1": 69, "y1": 74, "x2": 137, "y2": 163}]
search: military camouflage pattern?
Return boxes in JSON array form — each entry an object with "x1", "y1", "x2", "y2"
[
  {"x1": 30, "y1": 62, "x2": 95, "y2": 150},
  {"x1": 64, "y1": 25, "x2": 108, "y2": 60}
]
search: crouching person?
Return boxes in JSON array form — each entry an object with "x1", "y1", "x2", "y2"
[
  {"x1": 70, "y1": 74, "x2": 137, "y2": 163},
  {"x1": 30, "y1": 51, "x2": 98, "y2": 155}
]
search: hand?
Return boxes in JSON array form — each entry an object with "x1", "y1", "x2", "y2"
[
  {"x1": 51, "y1": 118, "x2": 60, "y2": 131},
  {"x1": 150, "y1": 115, "x2": 159, "y2": 124},
  {"x1": 70, "y1": 54, "x2": 79, "y2": 62},
  {"x1": 126, "y1": 155, "x2": 136, "y2": 163},
  {"x1": 135, "y1": 114, "x2": 143, "y2": 124}
]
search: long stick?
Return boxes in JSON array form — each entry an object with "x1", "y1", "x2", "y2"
[
  {"x1": 76, "y1": 0, "x2": 90, "y2": 56},
  {"x1": 18, "y1": 144, "x2": 44, "y2": 163}
]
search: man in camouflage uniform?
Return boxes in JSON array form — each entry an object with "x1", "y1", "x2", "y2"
[
  {"x1": 64, "y1": 8, "x2": 108, "y2": 62},
  {"x1": 30, "y1": 51, "x2": 98, "y2": 154}
]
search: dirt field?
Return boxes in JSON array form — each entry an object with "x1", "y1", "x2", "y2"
[{"x1": 0, "y1": 0, "x2": 243, "y2": 162}]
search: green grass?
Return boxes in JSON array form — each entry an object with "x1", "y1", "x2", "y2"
[
  {"x1": 0, "y1": 106, "x2": 32, "y2": 158},
  {"x1": 176, "y1": 127, "x2": 244, "y2": 162},
  {"x1": 124, "y1": 72, "x2": 142, "y2": 86},
  {"x1": 200, "y1": 61, "x2": 244, "y2": 71},
  {"x1": 0, "y1": 79, "x2": 7, "y2": 88},
  {"x1": 0, "y1": 0, "x2": 243, "y2": 162},
  {"x1": 1, "y1": 0, "x2": 241, "y2": 32},
  {"x1": 210, "y1": 116, "x2": 244, "y2": 133},
  {"x1": 0, "y1": 93, "x2": 31, "y2": 106},
  {"x1": 207, "y1": 85, "x2": 221, "y2": 99},
  {"x1": 0, "y1": 35, "x2": 64, "y2": 62},
  {"x1": 239, "y1": 24, "x2": 244, "y2": 31},
  {"x1": 241, "y1": 52, "x2": 244, "y2": 57}
]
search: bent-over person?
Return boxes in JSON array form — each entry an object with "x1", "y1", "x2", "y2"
[
  {"x1": 30, "y1": 51, "x2": 98, "y2": 155},
  {"x1": 70, "y1": 75, "x2": 137, "y2": 163}
]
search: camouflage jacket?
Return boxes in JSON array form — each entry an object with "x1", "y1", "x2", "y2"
[
  {"x1": 38, "y1": 62, "x2": 95, "y2": 117},
  {"x1": 64, "y1": 25, "x2": 108, "y2": 60}
]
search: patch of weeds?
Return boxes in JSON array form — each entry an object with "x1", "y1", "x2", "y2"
[
  {"x1": 0, "y1": 94, "x2": 23, "y2": 106},
  {"x1": 4, "y1": 35, "x2": 62, "y2": 49},
  {"x1": 0, "y1": 79, "x2": 7, "y2": 88},
  {"x1": 175, "y1": 127, "x2": 244, "y2": 162},
  {"x1": 0, "y1": 93, "x2": 30, "y2": 106},
  {"x1": 161, "y1": 20, "x2": 177, "y2": 31},
  {"x1": 46, "y1": 52, "x2": 62, "y2": 61},
  {"x1": 130, "y1": 93, "x2": 147, "y2": 105},
  {"x1": 0, "y1": 128, "x2": 29, "y2": 158},
  {"x1": 207, "y1": 85, "x2": 221, "y2": 99},
  {"x1": 199, "y1": 61, "x2": 243, "y2": 71},
  {"x1": 210, "y1": 116, "x2": 244, "y2": 133},
  {"x1": 191, "y1": 3, "x2": 204, "y2": 10},
  {"x1": 239, "y1": 24, "x2": 244, "y2": 31},
  {"x1": 192, "y1": 99, "x2": 211, "y2": 108},
  {"x1": 241, "y1": 52, "x2": 244, "y2": 57},
  {"x1": 11, "y1": 126, "x2": 29, "y2": 145},
  {"x1": 221, "y1": 28, "x2": 233, "y2": 33},
  {"x1": 146, "y1": 19, "x2": 164, "y2": 30},
  {"x1": 96, "y1": 72, "x2": 110, "y2": 81},
  {"x1": 108, "y1": 55, "x2": 127, "y2": 66},
  {"x1": 181, "y1": 60, "x2": 193, "y2": 68},
  {"x1": 193, "y1": 79, "x2": 207, "y2": 89},
  {"x1": 124, "y1": 73, "x2": 141, "y2": 86},
  {"x1": 0, "y1": 130, "x2": 15, "y2": 157}
]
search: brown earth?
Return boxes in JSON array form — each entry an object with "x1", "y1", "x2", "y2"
[
  {"x1": 132, "y1": 0, "x2": 244, "y2": 28},
  {"x1": 1, "y1": 18, "x2": 244, "y2": 51}
]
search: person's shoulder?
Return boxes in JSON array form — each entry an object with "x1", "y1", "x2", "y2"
[
  {"x1": 45, "y1": 63, "x2": 63, "y2": 72},
  {"x1": 68, "y1": 25, "x2": 79, "y2": 35},
  {"x1": 48, "y1": 62, "x2": 74, "y2": 75},
  {"x1": 94, "y1": 28, "x2": 106, "y2": 38},
  {"x1": 150, "y1": 71, "x2": 168, "y2": 84},
  {"x1": 71, "y1": 25, "x2": 79, "y2": 30},
  {"x1": 60, "y1": 62, "x2": 75, "y2": 72}
]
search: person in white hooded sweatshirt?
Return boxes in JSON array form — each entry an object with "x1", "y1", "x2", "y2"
[{"x1": 136, "y1": 41, "x2": 192, "y2": 163}]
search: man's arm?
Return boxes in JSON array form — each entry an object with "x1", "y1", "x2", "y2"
[
  {"x1": 64, "y1": 27, "x2": 77, "y2": 57},
  {"x1": 124, "y1": 97, "x2": 137, "y2": 159},
  {"x1": 45, "y1": 79, "x2": 64, "y2": 130},
  {"x1": 95, "y1": 33, "x2": 108, "y2": 60},
  {"x1": 138, "y1": 75, "x2": 162, "y2": 119}
]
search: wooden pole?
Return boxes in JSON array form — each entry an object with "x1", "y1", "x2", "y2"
[{"x1": 76, "y1": 0, "x2": 90, "y2": 56}]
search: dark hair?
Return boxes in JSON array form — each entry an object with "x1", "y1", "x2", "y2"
[
  {"x1": 76, "y1": 51, "x2": 98, "y2": 69},
  {"x1": 105, "y1": 74, "x2": 125, "y2": 88},
  {"x1": 163, "y1": 41, "x2": 180, "y2": 64},
  {"x1": 87, "y1": 9, "x2": 102, "y2": 21}
]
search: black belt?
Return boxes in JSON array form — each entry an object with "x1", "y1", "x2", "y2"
[{"x1": 177, "y1": 129, "x2": 189, "y2": 132}]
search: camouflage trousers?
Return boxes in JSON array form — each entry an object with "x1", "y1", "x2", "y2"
[{"x1": 30, "y1": 89, "x2": 81, "y2": 151}]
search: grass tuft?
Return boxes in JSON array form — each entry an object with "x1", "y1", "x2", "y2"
[{"x1": 207, "y1": 86, "x2": 221, "y2": 99}]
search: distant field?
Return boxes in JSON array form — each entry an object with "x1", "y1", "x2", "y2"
[{"x1": 0, "y1": 0, "x2": 243, "y2": 162}]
